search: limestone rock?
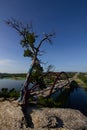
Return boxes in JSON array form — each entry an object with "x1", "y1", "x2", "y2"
[
  {"x1": 31, "y1": 108, "x2": 87, "y2": 130},
  {"x1": 0, "y1": 100, "x2": 87, "y2": 130}
]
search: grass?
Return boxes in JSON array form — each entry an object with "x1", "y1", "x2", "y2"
[{"x1": 77, "y1": 73, "x2": 87, "y2": 88}]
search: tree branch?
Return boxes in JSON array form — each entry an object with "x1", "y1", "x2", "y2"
[{"x1": 36, "y1": 33, "x2": 55, "y2": 52}]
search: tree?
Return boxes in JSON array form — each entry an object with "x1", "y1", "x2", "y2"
[
  {"x1": 6, "y1": 18, "x2": 55, "y2": 103},
  {"x1": 0, "y1": 88, "x2": 9, "y2": 98},
  {"x1": 46, "y1": 64, "x2": 55, "y2": 72}
]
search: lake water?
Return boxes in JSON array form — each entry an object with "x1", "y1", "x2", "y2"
[
  {"x1": 67, "y1": 87, "x2": 87, "y2": 116},
  {"x1": 0, "y1": 79, "x2": 87, "y2": 116},
  {"x1": 51, "y1": 87, "x2": 87, "y2": 116},
  {"x1": 0, "y1": 79, "x2": 24, "y2": 90}
]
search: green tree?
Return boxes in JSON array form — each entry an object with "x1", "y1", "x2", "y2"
[
  {"x1": 0, "y1": 88, "x2": 9, "y2": 98},
  {"x1": 6, "y1": 19, "x2": 54, "y2": 84},
  {"x1": 6, "y1": 19, "x2": 54, "y2": 102},
  {"x1": 8, "y1": 88, "x2": 19, "y2": 98}
]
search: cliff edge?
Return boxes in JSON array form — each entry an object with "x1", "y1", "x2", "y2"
[{"x1": 0, "y1": 100, "x2": 87, "y2": 130}]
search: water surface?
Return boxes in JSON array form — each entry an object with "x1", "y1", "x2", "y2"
[
  {"x1": 51, "y1": 87, "x2": 87, "y2": 116},
  {"x1": 0, "y1": 79, "x2": 24, "y2": 90},
  {"x1": 0, "y1": 79, "x2": 87, "y2": 116},
  {"x1": 68, "y1": 87, "x2": 87, "y2": 116}
]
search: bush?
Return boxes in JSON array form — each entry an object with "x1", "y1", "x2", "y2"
[
  {"x1": 0, "y1": 88, "x2": 20, "y2": 99},
  {"x1": 0, "y1": 88, "x2": 9, "y2": 98},
  {"x1": 8, "y1": 88, "x2": 20, "y2": 98},
  {"x1": 78, "y1": 73, "x2": 87, "y2": 87},
  {"x1": 37, "y1": 96, "x2": 60, "y2": 108}
]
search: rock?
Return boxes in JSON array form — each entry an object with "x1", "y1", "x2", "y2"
[
  {"x1": 0, "y1": 101, "x2": 24, "y2": 130},
  {"x1": 0, "y1": 100, "x2": 87, "y2": 130},
  {"x1": 31, "y1": 108, "x2": 87, "y2": 130}
]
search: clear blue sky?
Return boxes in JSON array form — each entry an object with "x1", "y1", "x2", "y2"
[{"x1": 0, "y1": 0, "x2": 87, "y2": 73}]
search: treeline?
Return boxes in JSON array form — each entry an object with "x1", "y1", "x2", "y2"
[
  {"x1": 66, "y1": 72, "x2": 76, "y2": 78},
  {"x1": 0, "y1": 88, "x2": 20, "y2": 99},
  {"x1": 0, "y1": 72, "x2": 77, "y2": 79},
  {"x1": 0, "y1": 73, "x2": 26, "y2": 79},
  {"x1": 77, "y1": 73, "x2": 87, "y2": 87}
]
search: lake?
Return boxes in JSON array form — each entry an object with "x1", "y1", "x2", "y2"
[
  {"x1": 67, "y1": 87, "x2": 87, "y2": 116},
  {"x1": 0, "y1": 79, "x2": 24, "y2": 90},
  {"x1": 51, "y1": 87, "x2": 87, "y2": 117},
  {"x1": 0, "y1": 79, "x2": 87, "y2": 116}
]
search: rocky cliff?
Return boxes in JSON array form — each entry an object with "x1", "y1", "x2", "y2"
[{"x1": 0, "y1": 100, "x2": 87, "y2": 130}]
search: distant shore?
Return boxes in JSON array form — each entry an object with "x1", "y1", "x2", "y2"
[
  {"x1": 0, "y1": 72, "x2": 87, "y2": 88},
  {"x1": 0, "y1": 73, "x2": 26, "y2": 80}
]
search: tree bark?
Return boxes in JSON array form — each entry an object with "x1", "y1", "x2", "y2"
[{"x1": 23, "y1": 56, "x2": 36, "y2": 104}]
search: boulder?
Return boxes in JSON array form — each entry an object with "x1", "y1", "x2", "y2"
[{"x1": 0, "y1": 100, "x2": 87, "y2": 130}]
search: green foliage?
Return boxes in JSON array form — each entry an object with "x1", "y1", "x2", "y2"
[
  {"x1": 38, "y1": 97, "x2": 63, "y2": 108},
  {"x1": 37, "y1": 96, "x2": 53, "y2": 107},
  {"x1": 5, "y1": 19, "x2": 54, "y2": 95},
  {"x1": 0, "y1": 88, "x2": 20, "y2": 98},
  {"x1": 56, "y1": 88, "x2": 70, "y2": 107},
  {"x1": 44, "y1": 76, "x2": 55, "y2": 85},
  {"x1": 37, "y1": 96, "x2": 61, "y2": 108},
  {"x1": 31, "y1": 62, "x2": 46, "y2": 89},
  {"x1": 8, "y1": 88, "x2": 19, "y2": 98},
  {"x1": 66, "y1": 72, "x2": 76, "y2": 78},
  {"x1": 6, "y1": 19, "x2": 54, "y2": 61},
  {"x1": 78, "y1": 73, "x2": 87, "y2": 87},
  {"x1": 26, "y1": 32, "x2": 35, "y2": 45},
  {"x1": 0, "y1": 88, "x2": 9, "y2": 98},
  {"x1": 20, "y1": 32, "x2": 36, "y2": 49},
  {"x1": 37, "y1": 88, "x2": 71, "y2": 108},
  {"x1": 31, "y1": 63, "x2": 43, "y2": 81},
  {"x1": 24, "y1": 49, "x2": 33, "y2": 57},
  {"x1": 0, "y1": 73, "x2": 26, "y2": 79}
]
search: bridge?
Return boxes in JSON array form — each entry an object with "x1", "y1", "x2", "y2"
[{"x1": 30, "y1": 71, "x2": 73, "y2": 98}]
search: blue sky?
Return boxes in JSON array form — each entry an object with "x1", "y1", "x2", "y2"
[{"x1": 0, "y1": 0, "x2": 87, "y2": 73}]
